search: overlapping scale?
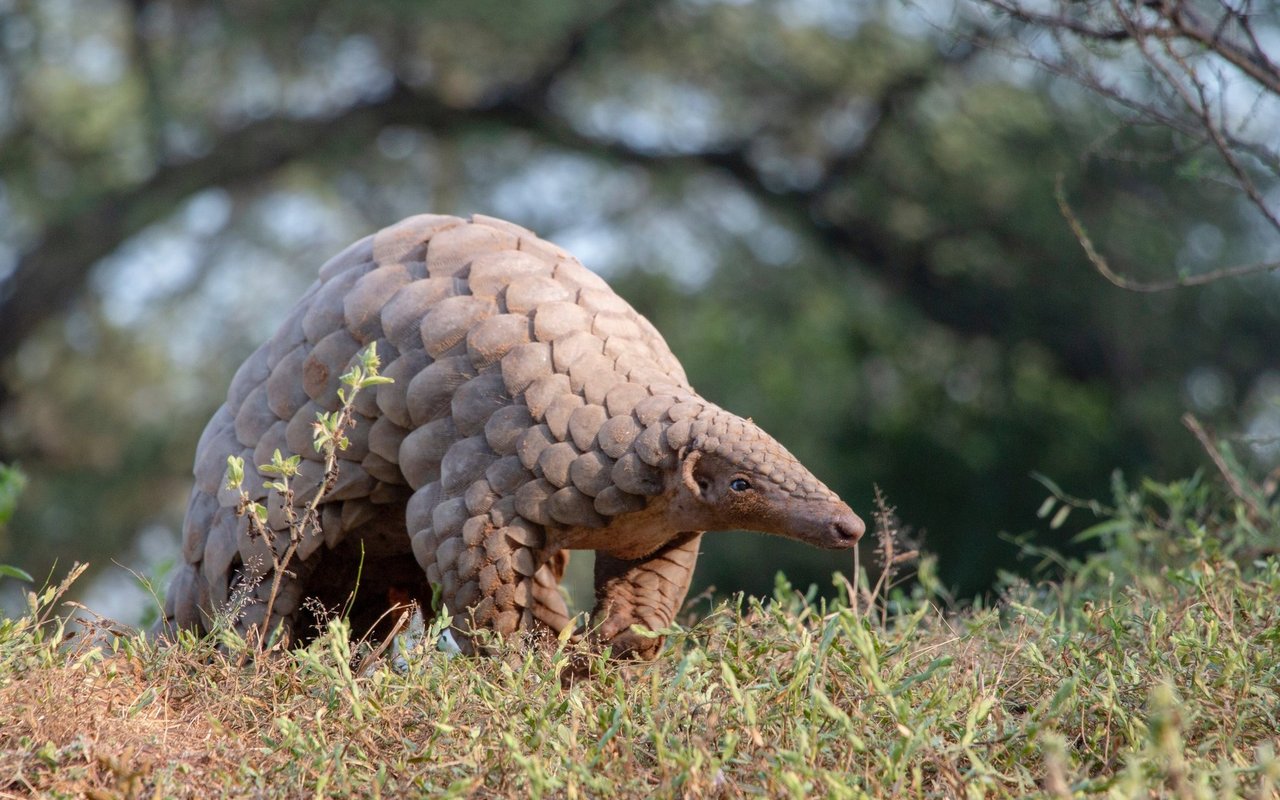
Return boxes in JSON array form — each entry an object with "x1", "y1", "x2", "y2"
[{"x1": 166, "y1": 213, "x2": 705, "y2": 650}]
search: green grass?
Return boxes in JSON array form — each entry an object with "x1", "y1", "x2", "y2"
[{"x1": 2, "y1": 471, "x2": 1280, "y2": 798}]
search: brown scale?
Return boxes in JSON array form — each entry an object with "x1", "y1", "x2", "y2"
[{"x1": 160, "y1": 214, "x2": 867, "y2": 662}]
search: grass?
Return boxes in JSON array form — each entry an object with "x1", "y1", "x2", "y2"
[{"x1": 2, "y1": 469, "x2": 1280, "y2": 798}]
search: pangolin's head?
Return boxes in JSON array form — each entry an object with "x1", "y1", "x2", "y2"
[{"x1": 665, "y1": 409, "x2": 864, "y2": 549}]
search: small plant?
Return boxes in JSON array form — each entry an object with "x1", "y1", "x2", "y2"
[
  {"x1": 1025, "y1": 412, "x2": 1280, "y2": 604},
  {"x1": 223, "y1": 344, "x2": 393, "y2": 653},
  {"x1": 847, "y1": 486, "x2": 926, "y2": 624}
]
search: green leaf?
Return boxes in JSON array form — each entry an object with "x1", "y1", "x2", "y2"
[
  {"x1": 0, "y1": 564, "x2": 34, "y2": 582},
  {"x1": 891, "y1": 656, "x2": 954, "y2": 696},
  {"x1": 340, "y1": 366, "x2": 364, "y2": 387},
  {"x1": 225, "y1": 455, "x2": 245, "y2": 490}
]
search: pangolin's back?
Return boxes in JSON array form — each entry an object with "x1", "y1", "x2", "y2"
[{"x1": 166, "y1": 213, "x2": 701, "y2": 636}]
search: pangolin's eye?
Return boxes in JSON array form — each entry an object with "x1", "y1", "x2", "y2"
[{"x1": 729, "y1": 478, "x2": 751, "y2": 492}]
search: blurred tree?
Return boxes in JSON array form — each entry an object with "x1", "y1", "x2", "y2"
[{"x1": 0, "y1": 0, "x2": 1276, "y2": 618}]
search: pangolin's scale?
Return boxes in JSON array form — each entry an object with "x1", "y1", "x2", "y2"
[{"x1": 163, "y1": 213, "x2": 798, "y2": 646}]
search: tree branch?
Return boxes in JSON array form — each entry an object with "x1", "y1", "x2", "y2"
[
  {"x1": 1055, "y1": 172, "x2": 1280, "y2": 291},
  {"x1": 0, "y1": 10, "x2": 1106, "y2": 393},
  {"x1": 0, "y1": 85, "x2": 428, "y2": 362},
  {"x1": 984, "y1": 0, "x2": 1133, "y2": 42},
  {"x1": 1156, "y1": 0, "x2": 1280, "y2": 96},
  {"x1": 1130, "y1": 6, "x2": 1280, "y2": 232},
  {"x1": 0, "y1": 0, "x2": 659, "y2": 367},
  {"x1": 977, "y1": 0, "x2": 1280, "y2": 292},
  {"x1": 989, "y1": 0, "x2": 1280, "y2": 95}
]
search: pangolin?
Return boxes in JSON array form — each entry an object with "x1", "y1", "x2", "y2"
[{"x1": 161, "y1": 213, "x2": 865, "y2": 660}]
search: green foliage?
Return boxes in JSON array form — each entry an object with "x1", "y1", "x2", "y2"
[
  {"x1": 4, "y1": 473, "x2": 1280, "y2": 797},
  {"x1": 1026, "y1": 441, "x2": 1280, "y2": 608}
]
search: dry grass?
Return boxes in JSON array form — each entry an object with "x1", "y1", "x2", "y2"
[
  {"x1": 3, "y1": 570, "x2": 1279, "y2": 799},
  {"x1": 4, "y1": 474, "x2": 1280, "y2": 798}
]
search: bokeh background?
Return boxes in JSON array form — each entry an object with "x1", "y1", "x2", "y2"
[{"x1": 1, "y1": 0, "x2": 1277, "y2": 622}]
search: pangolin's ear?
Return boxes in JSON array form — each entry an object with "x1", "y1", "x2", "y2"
[{"x1": 681, "y1": 449, "x2": 707, "y2": 502}]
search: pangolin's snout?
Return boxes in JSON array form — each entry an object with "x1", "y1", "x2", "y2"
[{"x1": 825, "y1": 508, "x2": 865, "y2": 548}]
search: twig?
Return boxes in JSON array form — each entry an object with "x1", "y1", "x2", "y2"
[
  {"x1": 1181, "y1": 412, "x2": 1265, "y2": 520},
  {"x1": 1155, "y1": 1, "x2": 1280, "y2": 95},
  {"x1": 1127, "y1": 0, "x2": 1280, "y2": 233},
  {"x1": 1055, "y1": 173, "x2": 1280, "y2": 291},
  {"x1": 983, "y1": 0, "x2": 1280, "y2": 291},
  {"x1": 355, "y1": 602, "x2": 413, "y2": 677}
]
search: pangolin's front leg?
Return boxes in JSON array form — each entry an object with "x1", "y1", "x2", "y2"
[
  {"x1": 590, "y1": 532, "x2": 703, "y2": 661},
  {"x1": 524, "y1": 547, "x2": 573, "y2": 642}
]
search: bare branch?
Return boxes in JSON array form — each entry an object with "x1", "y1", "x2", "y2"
[
  {"x1": 988, "y1": 0, "x2": 1280, "y2": 93},
  {"x1": 978, "y1": 0, "x2": 1280, "y2": 290},
  {"x1": 1125, "y1": 0, "x2": 1280, "y2": 231},
  {"x1": 1055, "y1": 173, "x2": 1280, "y2": 291},
  {"x1": 1155, "y1": 1, "x2": 1280, "y2": 95},
  {"x1": 1182, "y1": 412, "x2": 1266, "y2": 521},
  {"x1": 983, "y1": 0, "x2": 1133, "y2": 41}
]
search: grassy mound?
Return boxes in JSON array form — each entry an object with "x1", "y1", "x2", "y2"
[{"x1": 2, "y1": 472, "x2": 1279, "y2": 798}]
